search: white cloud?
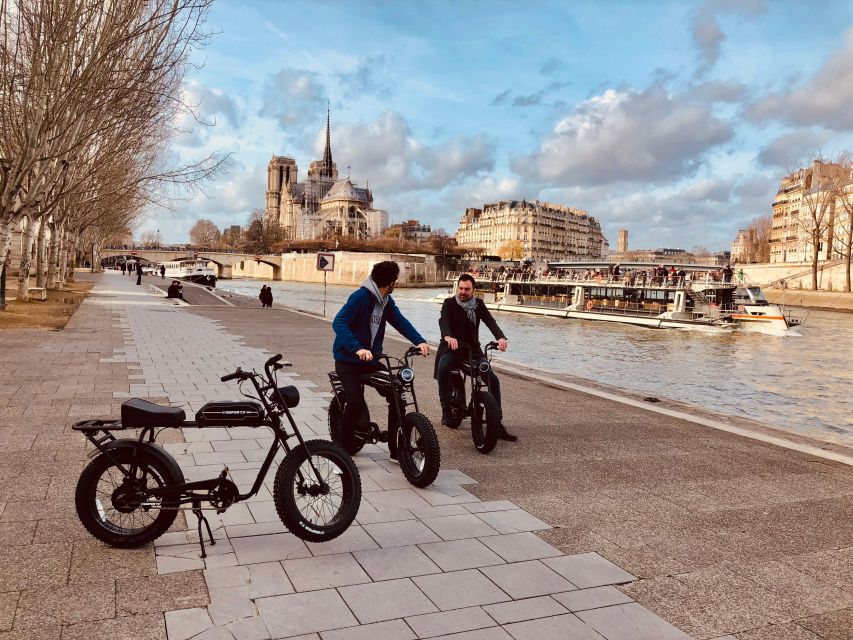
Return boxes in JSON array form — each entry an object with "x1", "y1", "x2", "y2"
[
  {"x1": 259, "y1": 68, "x2": 328, "y2": 132},
  {"x1": 513, "y1": 85, "x2": 733, "y2": 186},
  {"x1": 331, "y1": 111, "x2": 495, "y2": 194},
  {"x1": 756, "y1": 130, "x2": 834, "y2": 169},
  {"x1": 747, "y1": 27, "x2": 853, "y2": 130}
]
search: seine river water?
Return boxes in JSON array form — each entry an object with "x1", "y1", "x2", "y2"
[{"x1": 220, "y1": 279, "x2": 853, "y2": 445}]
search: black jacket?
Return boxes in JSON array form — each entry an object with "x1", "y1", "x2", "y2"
[{"x1": 434, "y1": 296, "x2": 506, "y2": 378}]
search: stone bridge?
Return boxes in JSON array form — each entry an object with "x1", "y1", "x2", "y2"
[{"x1": 100, "y1": 249, "x2": 282, "y2": 279}]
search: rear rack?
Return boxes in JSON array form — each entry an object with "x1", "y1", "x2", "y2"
[{"x1": 72, "y1": 418, "x2": 126, "y2": 432}]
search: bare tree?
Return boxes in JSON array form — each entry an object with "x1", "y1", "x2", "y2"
[
  {"x1": 833, "y1": 167, "x2": 853, "y2": 292},
  {"x1": 799, "y1": 159, "x2": 848, "y2": 290},
  {"x1": 745, "y1": 215, "x2": 772, "y2": 263},
  {"x1": 189, "y1": 219, "x2": 221, "y2": 248},
  {"x1": 0, "y1": 0, "x2": 226, "y2": 300}
]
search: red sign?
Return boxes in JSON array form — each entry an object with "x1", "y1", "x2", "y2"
[
  {"x1": 254, "y1": 255, "x2": 261, "y2": 261},
  {"x1": 193, "y1": 252, "x2": 198, "y2": 258},
  {"x1": 130, "y1": 251, "x2": 137, "y2": 256}
]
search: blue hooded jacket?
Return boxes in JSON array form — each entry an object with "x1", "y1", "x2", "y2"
[{"x1": 332, "y1": 285, "x2": 425, "y2": 364}]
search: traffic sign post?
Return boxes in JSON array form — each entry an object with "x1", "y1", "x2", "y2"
[{"x1": 316, "y1": 253, "x2": 336, "y2": 317}]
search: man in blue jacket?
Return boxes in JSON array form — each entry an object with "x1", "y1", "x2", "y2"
[{"x1": 333, "y1": 261, "x2": 430, "y2": 456}]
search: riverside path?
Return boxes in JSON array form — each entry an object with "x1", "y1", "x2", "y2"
[{"x1": 0, "y1": 270, "x2": 850, "y2": 640}]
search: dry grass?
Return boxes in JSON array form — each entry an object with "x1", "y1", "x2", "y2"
[{"x1": 0, "y1": 280, "x2": 94, "y2": 330}]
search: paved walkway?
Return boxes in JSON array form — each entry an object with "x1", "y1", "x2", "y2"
[{"x1": 1, "y1": 271, "x2": 851, "y2": 639}]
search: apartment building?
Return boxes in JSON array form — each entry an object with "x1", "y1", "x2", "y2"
[{"x1": 455, "y1": 199, "x2": 606, "y2": 261}]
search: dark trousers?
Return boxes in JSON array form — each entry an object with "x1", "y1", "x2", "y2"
[
  {"x1": 436, "y1": 351, "x2": 501, "y2": 411},
  {"x1": 136, "y1": 273, "x2": 142, "y2": 285},
  {"x1": 334, "y1": 360, "x2": 398, "y2": 451}
]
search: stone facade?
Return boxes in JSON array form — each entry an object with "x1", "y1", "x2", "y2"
[
  {"x1": 770, "y1": 160, "x2": 852, "y2": 263},
  {"x1": 455, "y1": 199, "x2": 606, "y2": 261},
  {"x1": 265, "y1": 110, "x2": 386, "y2": 240},
  {"x1": 616, "y1": 228, "x2": 628, "y2": 254},
  {"x1": 730, "y1": 228, "x2": 753, "y2": 263}
]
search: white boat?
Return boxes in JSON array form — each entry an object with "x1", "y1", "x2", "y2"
[
  {"x1": 161, "y1": 259, "x2": 217, "y2": 287},
  {"x1": 439, "y1": 265, "x2": 806, "y2": 333}
]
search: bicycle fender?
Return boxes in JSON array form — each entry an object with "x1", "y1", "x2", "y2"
[{"x1": 99, "y1": 439, "x2": 186, "y2": 485}]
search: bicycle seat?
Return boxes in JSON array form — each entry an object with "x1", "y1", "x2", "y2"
[{"x1": 121, "y1": 398, "x2": 186, "y2": 429}]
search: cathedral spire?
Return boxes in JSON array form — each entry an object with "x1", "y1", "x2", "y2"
[{"x1": 322, "y1": 101, "x2": 333, "y2": 177}]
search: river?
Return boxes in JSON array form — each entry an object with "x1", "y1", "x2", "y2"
[{"x1": 219, "y1": 279, "x2": 853, "y2": 445}]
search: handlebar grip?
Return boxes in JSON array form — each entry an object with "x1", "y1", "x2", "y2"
[
  {"x1": 221, "y1": 372, "x2": 241, "y2": 382},
  {"x1": 266, "y1": 354, "x2": 282, "y2": 366}
]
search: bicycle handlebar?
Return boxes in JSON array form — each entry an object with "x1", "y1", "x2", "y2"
[{"x1": 221, "y1": 369, "x2": 246, "y2": 382}]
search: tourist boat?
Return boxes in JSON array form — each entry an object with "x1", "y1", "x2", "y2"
[
  {"x1": 161, "y1": 259, "x2": 217, "y2": 287},
  {"x1": 439, "y1": 264, "x2": 806, "y2": 332}
]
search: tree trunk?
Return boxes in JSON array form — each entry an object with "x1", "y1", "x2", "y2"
[
  {"x1": 35, "y1": 216, "x2": 47, "y2": 288},
  {"x1": 811, "y1": 230, "x2": 819, "y2": 290},
  {"x1": 16, "y1": 214, "x2": 35, "y2": 300},
  {"x1": 47, "y1": 220, "x2": 59, "y2": 289},
  {"x1": 57, "y1": 225, "x2": 67, "y2": 288},
  {"x1": 0, "y1": 217, "x2": 14, "y2": 276},
  {"x1": 846, "y1": 250, "x2": 851, "y2": 293}
]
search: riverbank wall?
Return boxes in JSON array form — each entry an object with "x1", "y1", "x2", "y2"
[
  {"x1": 765, "y1": 287, "x2": 853, "y2": 312},
  {"x1": 231, "y1": 250, "x2": 453, "y2": 287},
  {"x1": 741, "y1": 260, "x2": 850, "y2": 292}
]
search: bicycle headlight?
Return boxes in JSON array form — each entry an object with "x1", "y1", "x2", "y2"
[
  {"x1": 478, "y1": 360, "x2": 491, "y2": 373},
  {"x1": 398, "y1": 368, "x2": 414, "y2": 383}
]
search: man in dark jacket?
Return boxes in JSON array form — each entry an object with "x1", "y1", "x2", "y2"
[
  {"x1": 332, "y1": 261, "x2": 429, "y2": 456},
  {"x1": 435, "y1": 273, "x2": 516, "y2": 441}
]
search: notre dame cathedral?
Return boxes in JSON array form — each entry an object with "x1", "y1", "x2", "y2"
[{"x1": 264, "y1": 109, "x2": 387, "y2": 240}]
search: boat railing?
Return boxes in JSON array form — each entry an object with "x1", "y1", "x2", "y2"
[{"x1": 452, "y1": 270, "x2": 734, "y2": 290}]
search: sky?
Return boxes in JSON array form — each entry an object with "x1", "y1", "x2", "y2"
[{"x1": 143, "y1": 0, "x2": 853, "y2": 251}]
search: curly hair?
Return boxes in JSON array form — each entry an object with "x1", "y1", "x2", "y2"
[{"x1": 371, "y1": 261, "x2": 400, "y2": 288}]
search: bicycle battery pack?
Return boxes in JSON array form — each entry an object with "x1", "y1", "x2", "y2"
[{"x1": 195, "y1": 401, "x2": 264, "y2": 425}]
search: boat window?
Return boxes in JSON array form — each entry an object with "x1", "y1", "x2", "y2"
[{"x1": 747, "y1": 287, "x2": 767, "y2": 302}]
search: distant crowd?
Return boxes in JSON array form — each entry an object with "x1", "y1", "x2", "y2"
[{"x1": 464, "y1": 263, "x2": 742, "y2": 287}]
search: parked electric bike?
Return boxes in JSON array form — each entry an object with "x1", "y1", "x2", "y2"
[
  {"x1": 73, "y1": 355, "x2": 361, "y2": 557},
  {"x1": 328, "y1": 347, "x2": 441, "y2": 488},
  {"x1": 447, "y1": 341, "x2": 501, "y2": 454}
]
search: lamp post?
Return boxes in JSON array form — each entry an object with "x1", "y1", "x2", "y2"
[{"x1": 156, "y1": 229, "x2": 160, "y2": 250}]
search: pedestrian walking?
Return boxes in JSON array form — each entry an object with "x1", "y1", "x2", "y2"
[
  {"x1": 160, "y1": 265, "x2": 166, "y2": 279},
  {"x1": 259, "y1": 286, "x2": 267, "y2": 307},
  {"x1": 265, "y1": 287, "x2": 274, "y2": 308},
  {"x1": 121, "y1": 262, "x2": 126, "y2": 275},
  {"x1": 135, "y1": 261, "x2": 143, "y2": 285}
]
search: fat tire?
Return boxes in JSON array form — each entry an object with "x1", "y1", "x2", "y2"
[
  {"x1": 471, "y1": 391, "x2": 500, "y2": 454},
  {"x1": 398, "y1": 412, "x2": 441, "y2": 488},
  {"x1": 328, "y1": 397, "x2": 365, "y2": 455},
  {"x1": 273, "y1": 439, "x2": 361, "y2": 543},
  {"x1": 447, "y1": 376, "x2": 465, "y2": 429},
  {"x1": 75, "y1": 450, "x2": 179, "y2": 547}
]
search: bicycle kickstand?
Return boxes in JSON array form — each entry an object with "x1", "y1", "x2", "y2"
[{"x1": 191, "y1": 499, "x2": 216, "y2": 558}]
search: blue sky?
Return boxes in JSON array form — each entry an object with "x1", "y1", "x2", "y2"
[{"x1": 146, "y1": 0, "x2": 853, "y2": 251}]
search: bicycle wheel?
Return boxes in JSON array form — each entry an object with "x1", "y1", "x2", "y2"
[
  {"x1": 446, "y1": 375, "x2": 466, "y2": 428},
  {"x1": 75, "y1": 449, "x2": 180, "y2": 547},
  {"x1": 273, "y1": 439, "x2": 361, "y2": 543},
  {"x1": 328, "y1": 396, "x2": 368, "y2": 455},
  {"x1": 471, "y1": 390, "x2": 500, "y2": 454},
  {"x1": 398, "y1": 412, "x2": 441, "y2": 488}
]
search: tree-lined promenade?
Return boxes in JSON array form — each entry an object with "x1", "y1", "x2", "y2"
[{"x1": 0, "y1": 0, "x2": 225, "y2": 304}]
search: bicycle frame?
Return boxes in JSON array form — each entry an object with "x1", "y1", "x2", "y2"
[
  {"x1": 452, "y1": 341, "x2": 498, "y2": 414},
  {"x1": 73, "y1": 356, "x2": 327, "y2": 556},
  {"x1": 329, "y1": 347, "x2": 423, "y2": 430}
]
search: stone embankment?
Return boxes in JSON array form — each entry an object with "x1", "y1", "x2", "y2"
[{"x1": 765, "y1": 287, "x2": 853, "y2": 312}]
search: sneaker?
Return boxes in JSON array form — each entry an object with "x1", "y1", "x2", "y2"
[{"x1": 497, "y1": 424, "x2": 518, "y2": 442}]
